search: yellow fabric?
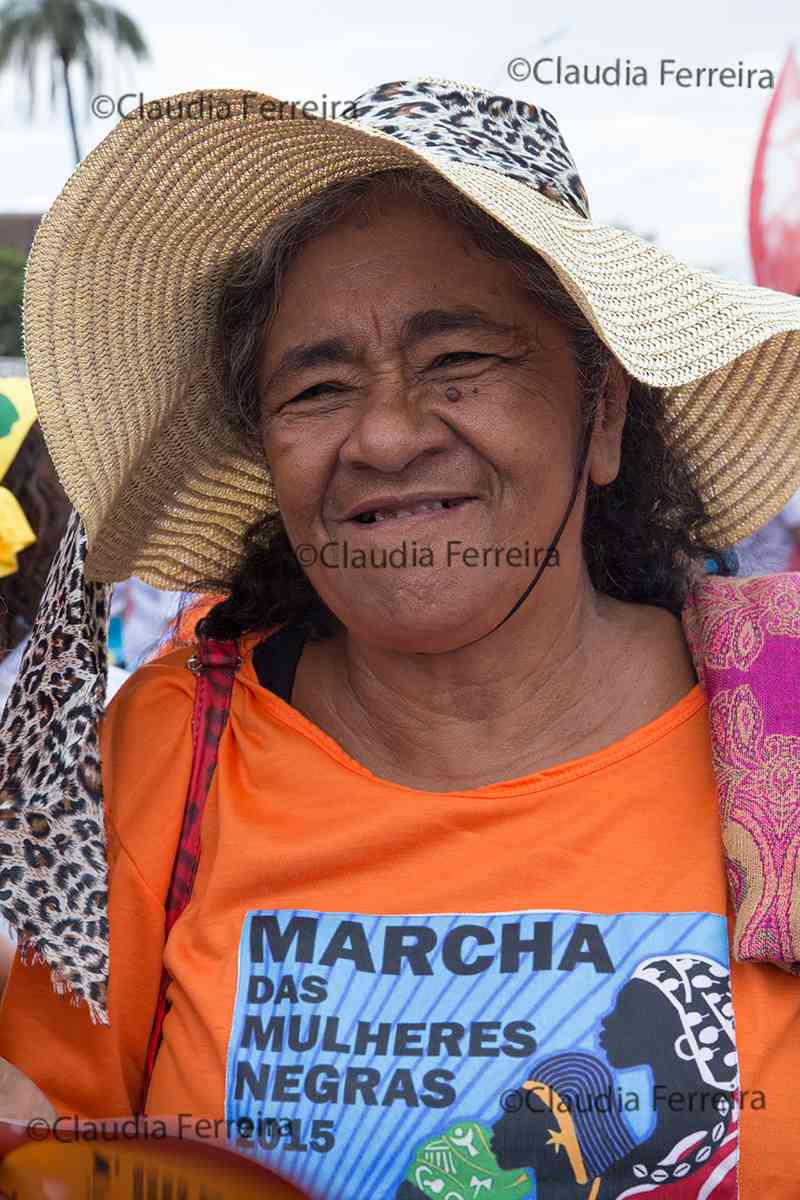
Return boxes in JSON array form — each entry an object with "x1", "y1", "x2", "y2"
[
  {"x1": 0, "y1": 487, "x2": 36, "y2": 578},
  {"x1": 0, "y1": 379, "x2": 37, "y2": 576},
  {"x1": 0, "y1": 379, "x2": 36, "y2": 481}
]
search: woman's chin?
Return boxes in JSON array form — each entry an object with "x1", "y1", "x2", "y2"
[{"x1": 322, "y1": 583, "x2": 512, "y2": 652}]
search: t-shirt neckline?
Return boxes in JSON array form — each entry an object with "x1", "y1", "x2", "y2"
[{"x1": 238, "y1": 632, "x2": 706, "y2": 799}]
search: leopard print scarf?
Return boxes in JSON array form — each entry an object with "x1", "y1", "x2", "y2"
[{"x1": 0, "y1": 510, "x2": 111, "y2": 1024}]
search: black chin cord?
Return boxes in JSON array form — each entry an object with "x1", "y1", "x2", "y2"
[{"x1": 463, "y1": 418, "x2": 595, "y2": 648}]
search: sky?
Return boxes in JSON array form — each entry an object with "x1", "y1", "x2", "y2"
[{"x1": 1, "y1": 0, "x2": 796, "y2": 281}]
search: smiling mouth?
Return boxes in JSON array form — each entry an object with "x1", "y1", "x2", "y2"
[{"x1": 351, "y1": 497, "x2": 475, "y2": 524}]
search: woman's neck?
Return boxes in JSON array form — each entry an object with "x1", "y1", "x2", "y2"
[{"x1": 291, "y1": 584, "x2": 697, "y2": 792}]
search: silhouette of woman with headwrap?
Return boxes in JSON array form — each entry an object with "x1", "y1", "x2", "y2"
[{"x1": 597, "y1": 954, "x2": 738, "y2": 1197}]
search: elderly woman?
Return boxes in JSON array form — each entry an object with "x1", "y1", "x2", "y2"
[{"x1": 1, "y1": 80, "x2": 800, "y2": 1200}]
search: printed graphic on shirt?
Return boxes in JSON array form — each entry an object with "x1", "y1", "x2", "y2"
[{"x1": 225, "y1": 910, "x2": 739, "y2": 1200}]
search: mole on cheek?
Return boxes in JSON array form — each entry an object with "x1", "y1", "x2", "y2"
[{"x1": 445, "y1": 386, "x2": 461, "y2": 402}]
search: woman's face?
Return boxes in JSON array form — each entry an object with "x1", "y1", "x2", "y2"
[
  {"x1": 598, "y1": 979, "x2": 669, "y2": 1068},
  {"x1": 259, "y1": 193, "x2": 624, "y2": 651}
]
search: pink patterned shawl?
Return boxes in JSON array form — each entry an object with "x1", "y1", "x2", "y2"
[{"x1": 681, "y1": 572, "x2": 800, "y2": 972}]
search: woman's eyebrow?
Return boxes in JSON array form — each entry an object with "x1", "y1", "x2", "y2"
[
  {"x1": 263, "y1": 337, "x2": 353, "y2": 392},
  {"x1": 262, "y1": 309, "x2": 520, "y2": 394},
  {"x1": 401, "y1": 307, "x2": 520, "y2": 345}
]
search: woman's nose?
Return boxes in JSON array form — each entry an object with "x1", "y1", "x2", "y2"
[{"x1": 338, "y1": 375, "x2": 454, "y2": 473}]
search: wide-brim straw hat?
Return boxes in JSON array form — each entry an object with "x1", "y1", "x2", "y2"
[{"x1": 24, "y1": 77, "x2": 800, "y2": 590}]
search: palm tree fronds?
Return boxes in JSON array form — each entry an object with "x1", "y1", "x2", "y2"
[
  {"x1": 85, "y1": 0, "x2": 148, "y2": 57},
  {"x1": 0, "y1": 0, "x2": 148, "y2": 162}
]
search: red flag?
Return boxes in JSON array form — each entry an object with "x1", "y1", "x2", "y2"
[{"x1": 749, "y1": 47, "x2": 800, "y2": 292}]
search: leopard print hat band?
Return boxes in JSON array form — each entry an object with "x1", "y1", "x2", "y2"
[
  {"x1": 0, "y1": 511, "x2": 112, "y2": 1023},
  {"x1": 348, "y1": 78, "x2": 591, "y2": 218}
]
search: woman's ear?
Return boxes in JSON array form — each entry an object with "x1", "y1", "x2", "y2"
[{"x1": 588, "y1": 359, "x2": 629, "y2": 487}]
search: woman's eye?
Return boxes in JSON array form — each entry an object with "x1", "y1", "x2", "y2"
[
  {"x1": 288, "y1": 382, "x2": 341, "y2": 403},
  {"x1": 430, "y1": 351, "x2": 491, "y2": 369}
]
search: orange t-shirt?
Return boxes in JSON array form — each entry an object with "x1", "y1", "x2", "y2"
[{"x1": 1, "y1": 633, "x2": 798, "y2": 1199}]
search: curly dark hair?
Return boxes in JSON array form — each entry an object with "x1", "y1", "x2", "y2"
[
  {"x1": 0, "y1": 421, "x2": 71, "y2": 654},
  {"x1": 194, "y1": 168, "x2": 733, "y2": 643}
]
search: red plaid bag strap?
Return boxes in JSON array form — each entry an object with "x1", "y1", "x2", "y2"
[{"x1": 139, "y1": 636, "x2": 241, "y2": 1111}]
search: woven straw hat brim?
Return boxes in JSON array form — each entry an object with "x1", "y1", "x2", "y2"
[{"x1": 23, "y1": 88, "x2": 800, "y2": 588}]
